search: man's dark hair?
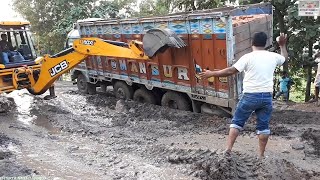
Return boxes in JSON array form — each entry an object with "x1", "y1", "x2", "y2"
[
  {"x1": 1, "y1": 34, "x2": 7, "y2": 38},
  {"x1": 252, "y1": 32, "x2": 267, "y2": 47}
]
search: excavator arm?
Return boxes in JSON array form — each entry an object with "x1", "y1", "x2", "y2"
[{"x1": 12, "y1": 28, "x2": 186, "y2": 97}]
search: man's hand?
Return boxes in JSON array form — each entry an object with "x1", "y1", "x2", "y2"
[
  {"x1": 199, "y1": 69, "x2": 214, "y2": 79},
  {"x1": 276, "y1": 33, "x2": 287, "y2": 47},
  {"x1": 276, "y1": 33, "x2": 288, "y2": 60}
]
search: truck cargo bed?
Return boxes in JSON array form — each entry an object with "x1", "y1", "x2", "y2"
[{"x1": 72, "y1": 3, "x2": 273, "y2": 114}]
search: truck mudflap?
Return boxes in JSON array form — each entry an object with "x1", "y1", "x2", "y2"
[{"x1": 142, "y1": 28, "x2": 187, "y2": 58}]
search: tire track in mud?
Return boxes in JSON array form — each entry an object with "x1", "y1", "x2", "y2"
[
  {"x1": 138, "y1": 146, "x2": 317, "y2": 180},
  {"x1": 302, "y1": 128, "x2": 320, "y2": 158}
]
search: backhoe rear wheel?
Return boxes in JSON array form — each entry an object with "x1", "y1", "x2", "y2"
[
  {"x1": 133, "y1": 88, "x2": 157, "y2": 105},
  {"x1": 161, "y1": 91, "x2": 191, "y2": 111},
  {"x1": 113, "y1": 81, "x2": 133, "y2": 100},
  {"x1": 77, "y1": 73, "x2": 88, "y2": 94}
]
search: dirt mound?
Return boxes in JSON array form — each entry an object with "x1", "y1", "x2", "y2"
[
  {"x1": 143, "y1": 146, "x2": 316, "y2": 180},
  {"x1": 272, "y1": 110, "x2": 320, "y2": 125},
  {"x1": 60, "y1": 92, "x2": 294, "y2": 137},
  {"x1": 302, "y1": 128, "x2": 320, "y2": 157},
  {"x1": 0, "y1": 95, "x2": 15, "y2": 113},
  {"x1": 84, "y1": 94, "x2": 224, "y2": 128}
]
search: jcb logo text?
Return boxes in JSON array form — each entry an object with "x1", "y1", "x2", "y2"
[{"x1": 49, "y1": 60, "x2": 69, "y2": 77}]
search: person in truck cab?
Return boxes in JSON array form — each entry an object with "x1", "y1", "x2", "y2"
[
  {"x1": 199, "y1": 32, "x2": 288, "y2": 159},
  {"x1": 0, "y1": 34, "x2": 21, "y2": 64}
]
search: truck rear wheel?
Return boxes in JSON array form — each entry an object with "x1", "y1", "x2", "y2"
[
  {"x1": 133, "y1": 88, "x2": 157, "y2": 105},
  {"x1": 161, "y1": 91, "x2": 191, "y2": 111},
  {"x1": 77, "y1": 73, "x2": 88, "y2": 94},
  {"x1": 100, "y1": 84, "x2": 107, "y2": 93},
  {"x1": 87, "y1": 83, "x2": 97, "y2": 95},
  {"x1": 113, "y1": 81, "x2": 133, "y2": 100}
]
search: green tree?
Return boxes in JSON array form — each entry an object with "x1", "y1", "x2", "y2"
[
  {"x1": 287, "y1": 5, "x2": 320, "y2": 102},
  {"x1": 135, "y1": 0, "x2": 171, "y2": 17},
  {"x1": 13, "y1": 0, "x2": 137, "y2": 53}
]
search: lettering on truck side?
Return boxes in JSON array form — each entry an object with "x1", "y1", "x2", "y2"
[
  {"x1": 86, "y1": 58, "x2": 225, "y2": 83},
  {"x1": 191, "y1": 94, "x2": 206, "y2": 100},
  {"x1": 49, "y1": 60, "x2": 69, "y2": 77}
]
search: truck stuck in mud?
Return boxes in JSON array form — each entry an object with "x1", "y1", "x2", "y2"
[{"x1": 70, "y1": 3, "x2": 274, "y2": 116}]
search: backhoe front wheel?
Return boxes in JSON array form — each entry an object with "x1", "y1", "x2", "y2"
[{"x1": 77, "y1": 73, "x2": 88, "y2": 94}]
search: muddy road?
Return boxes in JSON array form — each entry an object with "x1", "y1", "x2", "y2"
[{"x1": 0, "y1": 81, "x2": 320, "y2": 180}]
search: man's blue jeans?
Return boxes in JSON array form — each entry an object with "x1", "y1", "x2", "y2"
[
  {"x1": 1, "y1": 51, "x2": 20, "y2": 64},
  {"x1": 231, "y1": 92, "x2": 273, "y2": 135}
]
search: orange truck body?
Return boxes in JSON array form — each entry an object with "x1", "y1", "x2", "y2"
[{"x1": 71, "y1": 3, "x2": 273, "y2": 114}]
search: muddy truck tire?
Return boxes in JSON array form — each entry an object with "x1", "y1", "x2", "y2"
[
  {"x1": 113, "y1": 81, "x2": 134, "y2": 100},
  {"x1": 100, "y1": 84, "x2": 107, "y2": 93},
  {"x1": 87, "y1": 83, "x2": 97, "y2": 95},
  {"x1": 161, "y1": 91, "x2": 191, "y2": 111},
  {"x1": 133, "y1": 88, "x2": 157, "y2": 105},
  {"x1": 77, "y1": 73, "x2": 88, "y2": 94}
]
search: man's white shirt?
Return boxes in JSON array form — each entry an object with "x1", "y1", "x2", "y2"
[{"x1": 233, "y1": 50, "x2": 285, "y2": 93}]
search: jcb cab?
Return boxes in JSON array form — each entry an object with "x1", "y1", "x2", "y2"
[{"x1": 0, "y1": 21, "x2": 40, "y2": 93}]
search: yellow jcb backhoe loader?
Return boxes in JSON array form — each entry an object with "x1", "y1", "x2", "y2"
[{"x1": 0, "y1": 21, "x2": 186, "y2": 99}]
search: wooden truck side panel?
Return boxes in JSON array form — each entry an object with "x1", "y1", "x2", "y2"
[{"x1": 73, "y1": 3, "x2": 273, "y2": 111}]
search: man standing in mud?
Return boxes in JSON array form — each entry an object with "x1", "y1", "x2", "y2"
[{"x1": 199, "y1": 32, "x2": 288, "y2": 158}]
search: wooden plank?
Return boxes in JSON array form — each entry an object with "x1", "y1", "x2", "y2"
[
  {"x1": 234, "y1": 19, "x2": 272, "y2": 38},
  {"x1": 234, "y1": 47, "x2": 252, "y2": 60},
  {"x1": 235, "y1": 28, "x2": 271, "y2": 44},
  {"x1": 235, "y1": 37, "x2": 272, "y2": 53},
  {"x1": 235, "y1": 38, "x2": 252, "y2": 53},
  {"x1": 234, "y1": 37, "x2": 273, "y2": 60}
]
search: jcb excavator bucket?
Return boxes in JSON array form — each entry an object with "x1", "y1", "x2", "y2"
[{"x1": 143, "y1": 28, "x2": 187, "y2": 58}]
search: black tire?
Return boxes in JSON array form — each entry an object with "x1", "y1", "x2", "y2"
[
  {"x1": 113, "y1": 81, "x2": 134, "y2": 100},
  {"x1": 133, "y1": 88, "x2": 157, "y2": 104},
  {"x1": 87, "y1": 83, "x2": 97, "y2": 95},
  {"x1": 161, "y1": 91, "x2": 191, "y2": 111},
  {"x1": 77, "y1": 73, "x2": 88, "y2": 94}
]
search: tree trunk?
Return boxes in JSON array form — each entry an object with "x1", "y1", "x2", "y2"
[
  {"x1": 305, "y1": 39, "x2": 313, "y2": 102},
  {"x1": 305, "y1": 67, "x2": 312, "y2": 102}
]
